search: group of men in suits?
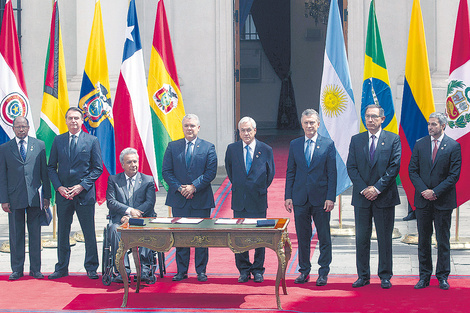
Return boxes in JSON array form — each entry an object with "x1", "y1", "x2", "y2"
[
  {"x1": 282, "y1": 105, "x2": 461, "y2": 291},
  {"x1": 0, "y1": 105, "x2": 461, "y2": 290}
]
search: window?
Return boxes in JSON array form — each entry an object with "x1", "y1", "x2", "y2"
[{"x1": 241, "y1": 13, "x2": 259, "y2": 41}]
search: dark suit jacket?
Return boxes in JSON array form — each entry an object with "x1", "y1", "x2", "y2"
[
  {"x1": 0, "y1": 137, "x2": 51, "y2": 209},
  {"x1": 225, "y1": 139, "x2": 275, "y2": 212},
  {"x1": 106, "y1": 172, "x2": 156, "y2": 224},
  {"x1": 409, "y1": 134, "x2": 461, "y2": 210},
  {"x1": 285, "y1": 135, "x2": 337, "y2": 207},
  {"x1": 47, "y1": 131, "x2": 103, "y2": 206},
  {"x1": 162, "y1": 137, "x2": 217, "y2": 209},
  {"x1": 347, "y1": 130, "x2": 401, "y2": 208}
]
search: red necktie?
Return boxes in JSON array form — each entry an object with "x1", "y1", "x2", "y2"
[{"x1": 432, "y1": 139, "x2": 438, "y2": 163}]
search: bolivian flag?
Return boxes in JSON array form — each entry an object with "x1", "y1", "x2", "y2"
[
  {"x1": 361, "y1": 0, "x2": 397, "y2": 134},
  {"x1": 147, "y1": 0, "x2": 186, "y2": 189}
]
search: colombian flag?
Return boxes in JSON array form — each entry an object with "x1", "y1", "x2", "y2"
[
  {"x1": 399, "y1": 0, "x2": 435, "y2": 209},
  {"x1": 361, "y1": 0, "x2": 397, "y2": 134},
  {"x1": 147, "y1": 0, "x2": 186, "y2": 189},
  {"x1": 78, "y1": 0, "x2": 116, "y2": 204}
]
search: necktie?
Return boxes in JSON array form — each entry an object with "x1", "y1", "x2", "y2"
[
  {"x1": 369, "y1": 135, "x2": 376, "y2": 162},
  {"x1": 185, "y1": 141, "x2": 193, "y2": 168},
  {"x1": 432, "y1": 139, "x2": 438, "y2": 163},
  {"x1": 245, "y1": 145, "x2": 252, "y2": 174},
  {"x1": 19, "y1": 140, "x2": 26, "y2": 161},
  {"x1": 70, "y1": 134, "x2": 77, "y2": 158},
  {"x1": 305, "y1": 139, "x2": 312, "y2": 166},
  {"x1": 128, "y1": 177, "x2": 134, "y2": 206}
]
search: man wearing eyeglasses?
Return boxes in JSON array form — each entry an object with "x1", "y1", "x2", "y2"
[
  {"x1": 347, "y1": 104, "x2": 401, "y2": 289},
  {"x1": 0, "y1": 116, "x2": 51, "y2": 280}
]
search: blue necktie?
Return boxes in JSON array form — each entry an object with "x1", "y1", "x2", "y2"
[
  {"x1": 70, "y1": 134, "x2": 77, "y2": 158},
  {"x1": 305, "y1": 139, "x2": 312, "y2": 166},
  {"x1": 186, "y1": 141, "x2": 193, "y2": 168},
  {"x1": 19, "y1": 140, "x2": 26, "y2": 161},
  {"x1": 369, "y1": 135, "x2": 376, "y2": 162},
  {"x1": 245, "y1": 145, "x2": 252, "y2": 174}
]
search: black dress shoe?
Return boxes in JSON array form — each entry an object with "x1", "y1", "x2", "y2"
[
  {"x1": 294, "y1": 273, "x2": 310, "y2": 284},
  {"x1": 381, "y1": 279, "x2": 392, "y2": 289},
  {"x1": 352, "y1": 278, "x2": 370, "y2": 288},
  {"x1": 87, "y1": 270, "x2": 99, "y2": 279},
  {"x1": 29, "y1": 271, "x2": 44, "y2": 279},
  {"x1": 141, "y1": 272, "x2": 151, "y2": 282},
  {"x1": 414, "y1": 279, "x2": 430, "y2": 289},
  {"x1": 9, "y1": 272, "x2": 24, "y2": 280},
  {"x1": 48, "y1": 271, "x2": 68, "y2": 280},
  {"x1": 197, "y1": 272, "x2": 208, "y2": 282},
  {"x1": 439, "y1": 279, "x2": 450, "y2": 290},
  {"x1": 172, "y1": 273, "x2": 188, "y2": 281},
  {"x1": 253, "y1": 273, "x2": 264, "y2": 283},
  {"x1": 403, "y1": 211, "x2": 416, "y2": 221},
  {"x1": 316, "y1": 275, "x2": 328, "y2": 286},
  {"x1": 238, "y1": 273, "x2": 250, "y2": 283}
]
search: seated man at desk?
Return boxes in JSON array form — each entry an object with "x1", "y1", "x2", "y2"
[{"x1": 106, "y1": 148, "x2": 156, "y2": 283}]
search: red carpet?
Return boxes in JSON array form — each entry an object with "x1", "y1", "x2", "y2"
[{"x1": 2, "y1": 274, "x2": 470, "y2": 312}]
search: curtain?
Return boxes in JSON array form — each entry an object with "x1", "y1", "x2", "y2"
[{"x1": 251, "y1": 0, "x2": 299, "y2": 129}]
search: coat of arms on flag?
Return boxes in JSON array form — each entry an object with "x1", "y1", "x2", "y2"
[
  {"x1": 446, "y1": 80, "x2": 470, "y2": 129},
  {"x1": 0, "y1": 92, "x2": 29, "y2": 126},
  {"x1": 81, "y1": 82, "x2": 113, "y2": 128},
  {"x1": 153, "y1": 83, "x2": 178, "y2": 114}
]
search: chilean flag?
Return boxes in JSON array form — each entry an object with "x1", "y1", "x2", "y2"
[
  {"x1": 0, "y1": 0, "x2": 36, "y2": 144},
  {"x1": 113, "y1": 0, "x2": 159, "y2": 187},
  {"x1": 446, "y1": 0, "x2": 470, "y2": 206}
]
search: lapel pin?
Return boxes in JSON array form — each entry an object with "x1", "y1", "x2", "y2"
[
  {"x1": 317, "y1": 145, "x2": 320, "y2": 149},
  {"x1": 30, "y1": 146, "x2": 33, "y2": 151},
  {"x1": 256, "y1": 155, "x2": 259, "y2": 158},
  {"x1": 381, "y1": 142, "x2": 385, "y2": 145}
]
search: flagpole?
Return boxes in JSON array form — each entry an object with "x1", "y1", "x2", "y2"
[
  {"x1": 450, "y1": 206, "x2": 470, "y2": 249},
  {"x1": 330, "y1": 194, "x2": 354, "y2": 236}
]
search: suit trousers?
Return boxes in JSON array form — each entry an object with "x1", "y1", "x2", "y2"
[
  {"x1": 8, "y1": 207, "x2": 41, "y2": 273},
  {"x1": 354, "y1": 203, "x2": 395, "y2": 280},
  {"x1": 109, "y1": 222, "x2": 153, "y2": 274},
  {"x1": 172, "y1": 203, "x2": 211, "y2": 274},
  {"x1": 415, "y1": 204, "x2": 452, "y2": 281},
  {"x1": 233, "y1": 209, "x2": 266, "y2": 276},
  {"x1": 55, "y1": 201, "x2": 99, "y2": 273},
  {"x1": 294, "y1": 203, "x2": 331, "y2": 276}
]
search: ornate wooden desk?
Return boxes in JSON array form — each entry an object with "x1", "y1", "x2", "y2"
[{"x1": 117, "y1": 217, "x2": 291, "y2": 309}]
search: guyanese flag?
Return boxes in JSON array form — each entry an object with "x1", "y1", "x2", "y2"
[{"x1": 147, "y1": 0, "x2": 186, "y2": 189}]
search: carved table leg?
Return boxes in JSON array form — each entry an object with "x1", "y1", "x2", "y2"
[
  {"x1": 133, "y1": 248, "x2": 141, "y2": 293},
  {"x1": 282, "y1": 232, "x2": 292, "y2": 295},
  {"x1": 117, "y1": 240, "x2": 129, "y2": 308}
]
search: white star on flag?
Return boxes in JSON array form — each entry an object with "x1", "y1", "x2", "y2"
[{"x1": 125, "y1": 25, "x2": 134, "y2": 42}]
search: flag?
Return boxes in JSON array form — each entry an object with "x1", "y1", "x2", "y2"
[
  {"x1": 0, "y1": 0, "x2": 36, "y2": 144},
  {"x1": 147, "y1": 0, "x2": 185, "y2": 189},
  {"x1": 446, "y1": 0, "x2": 470, "y2": 206},
  {"x1": 318, "y1": 0, "x2": 359, "y2": 195},
  {"x1": 78, "y1": 0, "x2": 116, "y2": 204},
  {"x1": 113, "y1": 0, "x2": 159, "y2": 187},
  {"x1": 37, "y1": 0, "x2": 69, "y2": 161},
  {"x1": 399, "y1": 0, "x2": 435, "y2": 209},
  {"x1": 361, "y1": 0, "x2": 397, "y2": 134},
  {"x1": 36, "y1": 0, "x2": 70, "y2": 205}
]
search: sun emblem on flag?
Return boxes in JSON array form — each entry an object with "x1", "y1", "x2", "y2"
[
  {"x1": 153, "y1": 84, "x2": 178, "y2": 114},
  {"x1": 0, "y1": 92, "x2": 29, "y2": 126},
  {"x1": 80, "y1": 82, "x2": 113, "y2": 128},
  {"x1": 321, "y1": 84, "x2": 347, "y2": 117}
]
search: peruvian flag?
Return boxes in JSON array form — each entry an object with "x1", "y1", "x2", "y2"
[
  {"x1": 0, "y1": 0, "x2": 36, "y2": 144},
  {"x1": 446, "y1": 0, "x2": 470, "y2": 206},
  {"x1": 113, "y1": 0, "x2": 159, "y2": 187}
]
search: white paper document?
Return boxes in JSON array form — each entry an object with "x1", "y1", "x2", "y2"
[
  {"x1": 214, "y1": 218, "x2": 239, "y2": 225},
  {"x1": 242, "y1": 218, "x2": 260, "y2": 225},
  {"x1": 175, "y1": 218, "x2": 204, "y2": 224},
  {"x1": 149, "y1": 217, "x2": 174, "y2": 224}
]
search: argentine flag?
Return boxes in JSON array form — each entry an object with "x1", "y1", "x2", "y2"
[{"x1": 318, "y1": 0, "x2": 359, "y2": 195}]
